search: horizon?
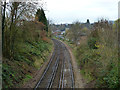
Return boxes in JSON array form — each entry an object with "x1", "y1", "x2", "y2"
[
  {"x1": 45, "y1": 0, "x2": 119, "y2": 24},
  {"x1": 50, "y1": 19, "x2": 115, "y2": 25}
]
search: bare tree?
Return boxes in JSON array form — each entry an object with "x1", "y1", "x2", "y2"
[
  {"x1": 67, "y1": 21, "x2": 82, "y2": 45},
  {"x1": 2, "y1": 1, "x2": 6, "y2": 54},
  {"x1": 3, "y1": 2, "x2": 39, "y2": 59}
]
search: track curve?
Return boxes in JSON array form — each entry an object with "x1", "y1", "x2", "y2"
[{"x1": 34, "y1": 39, "x2": 74, "y2": 89}]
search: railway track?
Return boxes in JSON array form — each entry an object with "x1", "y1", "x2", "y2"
[{"x1": 34, "y1": 39, "x2": 74, "y2": 89}]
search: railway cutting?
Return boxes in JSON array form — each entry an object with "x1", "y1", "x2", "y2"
[{"x1": 35, "y1": 39, "x2": 74, "y2": 89}]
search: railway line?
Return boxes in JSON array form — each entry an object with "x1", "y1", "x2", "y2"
[{"x1": 34, "y1": 39, "x2": 74, "y2": 89}]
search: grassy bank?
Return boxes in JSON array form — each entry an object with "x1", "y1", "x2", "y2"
[{"x1": 2, "y1": 40, "x2": 53, "y2": 88}]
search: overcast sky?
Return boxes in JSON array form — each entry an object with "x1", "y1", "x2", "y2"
[{"x1": 44, "y1": 0, "x2": 119, "y2": 24}]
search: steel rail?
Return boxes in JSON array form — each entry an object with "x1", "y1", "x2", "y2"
[
  {"x1": 34, "y1": 40, "x2": 61, "y2": 89},
  {"x1": 34, "y1": 40, "x2": 58, "y2": 89},
  {"x1": 34, "y1": 39, "x2": 75, "y2": 89},
  {"x1": 58, "y1": 50, "x2": 65, "y2": 89},
  {"x1": 47, "y1": 56, "x2": 59, "y2": 88},
  {"x1": 34, "y1": 51, "x2": 55, "y2": 89},
  {"x1": 46, "y1": 39, "x2": 61, "y2": 88},
  {"x1": 65, "y1": 46, "x2": 74, "y2": 88},
  {"x1": 59, "y1": 42, "x2": 74, "y2": 89}
]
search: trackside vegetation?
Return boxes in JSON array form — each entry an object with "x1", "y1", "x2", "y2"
[
  {"x1": 64, "y1": 19, "x2": 119, "y2": 88},
  {"x1": 2, "y1": 2, "x2": 53, "y2": 88}
]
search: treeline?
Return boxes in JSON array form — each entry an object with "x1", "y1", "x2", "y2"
[
  {"x1": 2, "y1": 2, "x2": 49, "y2": 59},
  {"x1": 65, "y1": 19, "x2": 119, "y2": 88},
  {"x1": 2, "y1": 2, "x2": 52, "y2": 88}
]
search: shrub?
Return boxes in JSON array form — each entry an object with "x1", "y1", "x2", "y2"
[
  {"x1": 87, "y1": 37, "x2": 98, "y2": 49},
  {"x1": 74, "y1": 19, "x2": 119, "y2": 88}
]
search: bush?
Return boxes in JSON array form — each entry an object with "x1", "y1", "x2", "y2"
[
  {"x1": 87, "y1": 37, "x2": 98, "y2": 49},
  {"x1": 74, "y1": 21, "x2": 119, "y2": 88}
]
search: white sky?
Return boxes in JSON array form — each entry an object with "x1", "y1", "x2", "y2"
[{"x1": 44, "y1": 0, "x2": 119, "y2": 24}]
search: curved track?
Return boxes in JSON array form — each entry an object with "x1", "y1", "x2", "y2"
[{"x1": 34, "y1": 39, "x2": 74, "y2": 89}]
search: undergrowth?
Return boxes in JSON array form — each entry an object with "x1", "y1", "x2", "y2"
[
  {"x1": 75, "y1": 29, "x2": 119, "y2": 88},
  {"x1": 64, "y1": 19, "x2": 119, "y2": 88},
  {"x1": 2, "y1": 40, "x2": 53, "y2": 88}
]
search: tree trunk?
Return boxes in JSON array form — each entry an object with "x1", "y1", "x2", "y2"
[{"x1": 2, "y1": 1, "x2": 6, "y2": 56}]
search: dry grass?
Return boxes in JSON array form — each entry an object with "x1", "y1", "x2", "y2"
[{"x1": 34, "y1": 57, "x2": 44, "y2": 69}]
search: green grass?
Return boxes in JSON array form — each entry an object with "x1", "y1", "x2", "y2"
[{"x1": 23, "y1": 74, "x2": 32, "y2": 82}]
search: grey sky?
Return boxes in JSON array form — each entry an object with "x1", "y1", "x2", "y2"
[{"x1": 44, "y1": 0, "x2": 119, "y2": 24}]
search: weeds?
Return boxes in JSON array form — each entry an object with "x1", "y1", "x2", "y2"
[
  {"x1": 76, "y1": 28, "x2": 118, "y2": 88},
  {"x1": 23, "y1": 75, "x2": 32, "y2": 82},
  {"x1": 66, "y1": 19, "x2": 119, "y2": 88}
]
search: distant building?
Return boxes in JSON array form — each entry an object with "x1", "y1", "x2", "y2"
[
  {"x1": 81, "y1": 19, "x2": 92, "y2": 30},
  {"x1": 53, "y1": 30, "x2": 61, "y2": 35},
  {"x1": 61, "y1": 30, "x2": 65, "y2": 35},
  {"x1": 87, "y1": 19, "x2": 90, "y2": 24}
]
